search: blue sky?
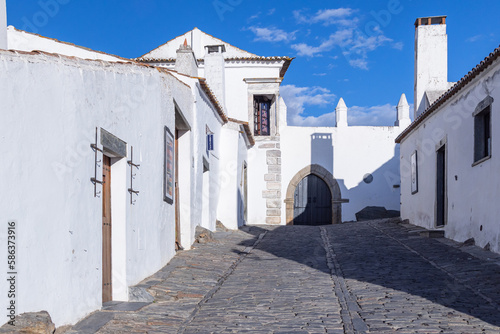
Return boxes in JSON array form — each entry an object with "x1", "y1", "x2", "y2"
[{"x1": 6, "y1": 0, "x2": 500, "y2": 126}]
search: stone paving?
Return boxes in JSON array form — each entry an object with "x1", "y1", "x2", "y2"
[{"x1": 68, "y1": 219, "x2": 500, "y2": 333}]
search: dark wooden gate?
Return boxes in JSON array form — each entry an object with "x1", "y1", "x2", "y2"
[
  {"x1": 293, "y1": 174, "x2": 332, "y2": 225},
  {"x1": 102, "y1": 155, "x2": 112, "y2": 303}
]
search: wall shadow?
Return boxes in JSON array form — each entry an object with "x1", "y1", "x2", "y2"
[
  {"x1": 237, "y1": 140, "x2": 500, "y2": 327},
  {"x1": 234, "y1": 223, "x2": 500, "y2": 328},
  {"x1": 344, "y1": 145, "x2": 401, "y2": 219}
]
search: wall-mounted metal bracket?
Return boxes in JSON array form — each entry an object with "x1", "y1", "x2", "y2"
[
  {"x1": 127, "y1": 146, "x2": 140, "y2": 204},
  {"x1": 90, "y1": 127, "x2": 103, "y2": 198}
]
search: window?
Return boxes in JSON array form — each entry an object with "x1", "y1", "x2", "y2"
[
  {"x1": 410, "y1": 151, "x2": 418, "y2": 194},
  {"x1": 474, "y1": 105, "x2": 491, "y2": 163},
  {"x1": 254, "y1": 96, "x2": 271, "y2": 136}
]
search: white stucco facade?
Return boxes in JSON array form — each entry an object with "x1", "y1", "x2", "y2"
[
  {"x1": 281, "y1": 124, "x2": 403, "y2": 222},
  {"x1": 0, "y1": 45, "x2": 226, "y2": 325},
  {"x1": 399, "y1": 49, "x2": 500, "y2": 254},
  {"x1": 399, "y1": 16, "x2": 500, "y2": 254}
]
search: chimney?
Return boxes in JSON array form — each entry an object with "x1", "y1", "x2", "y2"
[
  {"x1": 335, "y1": 98, "x2": 348, "y2": 127},
  {"x1": 175, "y1": 39, "x2": 198, "y2": 77},
  {"x1": 414, "y1": 16, "x2": 448, "y2": 119},
  {"x1": 204, "y1": 44, "x2": 226, "y2": 108},
  {"x1": 395, "y1": 93, "x2": 411, "y2": 128},
  {"x1": 0, "y1": 0, "x2": 7, "y2": 49}
]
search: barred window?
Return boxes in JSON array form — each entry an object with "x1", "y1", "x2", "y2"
[{"x1": 254, "y1": 96, "x2": 271, "y2": 136}]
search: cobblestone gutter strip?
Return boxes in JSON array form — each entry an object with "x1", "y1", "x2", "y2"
[
  {"x1": 368, "y1": 222, "x2": 500, "y2": 313},
  {"x1": 320, "y1": 226, "x2": 368, "y2": 334},
  {"x1": 176, "y1": 231, "x2": 268, "y2": 334}
]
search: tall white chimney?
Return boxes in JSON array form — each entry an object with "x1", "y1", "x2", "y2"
[
  {"x1": 414, "y1": 16, "x2": 449, "y2": 119},
  {"x1": 204, "y1": 44, "x2": 226, "y2": 108},
  {"x1": 0, "y1": 0, "x2": 7, "y2": 49}
]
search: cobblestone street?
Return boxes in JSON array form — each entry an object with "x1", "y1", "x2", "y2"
[{"x1": 69, "y1": 219, "x2": 500, "y2": 334}]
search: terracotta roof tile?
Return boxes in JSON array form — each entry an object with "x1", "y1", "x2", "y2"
[
  {"x1": 198, "y1": 78, "x2": 228, "y2": 124},
  {"x1": 136, "y1": 56, "x2": 294, "y2": 78},
  {"x1": 228, "y1": 118, "x2": 255, "y2": 146}
]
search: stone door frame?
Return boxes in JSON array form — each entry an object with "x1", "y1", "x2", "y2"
[{"x1": 284, "y1": 164, "x2": 348, "y2": 225}]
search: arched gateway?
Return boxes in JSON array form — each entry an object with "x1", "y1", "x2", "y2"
[{"x1": 285, "y1": 165, "x2": 348, "y2": 225}]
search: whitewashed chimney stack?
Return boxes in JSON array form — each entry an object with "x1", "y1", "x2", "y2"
[{"x1": 335, "y1": 98, "x2": 348, "y2": 127}]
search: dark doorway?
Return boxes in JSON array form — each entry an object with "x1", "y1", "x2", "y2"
[
  {"x1": 436, "y1": 145, "x2": 446, "y2": 227},
  {"x1": 174, "y1": 129, "x2": 181, "y2": 251},
  {"x1": 293, "y1": 174, "x2": 332, "y2": 225},
  {"x1": 243, "y1": 164, "x2": 248, "y2": 223},
  {"x1": 102, "y1": 155, "x2": 112, "y2": 303}
]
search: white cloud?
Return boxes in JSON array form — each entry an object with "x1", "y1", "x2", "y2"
[
  {"x1": 347, "y1": 104, "x2": 398, "y2": 126},
  {"x1": 291, "y1": 29, "x2": 353, "y2": 57},
  {"x1": 280, "y1": 85, "x2": 336, "y2": 126},
  {"x1": 248, "y1": 26, "x2": 297, "y2": 43},
  {"x1": 281, "y1": 84, "x2": 401, "y2": 126},
  {"x1": 294, "y1": 8, "x2": 358, "y2": 27},
  {"x1": 290, "y1": 7, "x2": 403, "y2": 69},
  {"x1": 248, "y1": 12, "x2": 260, "y2": 21},
  {"x1": 392, "y1": 42, "x2": 404, "y2": 50},
  {"x1": 466, "y1": 34, "x2": 483, "y2": 43},
  {"x1": 267, "y1": 8, "x2": 276, "y2": 16},
  {"x1": 348, "y1": 58, "x2": 368, "y2": 70}
]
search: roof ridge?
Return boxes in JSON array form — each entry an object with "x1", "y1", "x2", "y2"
[
  {"x1": 8, "y1": 26, "x2": 130, "y2": 62},
  {"x1": 0, "y1": 48, "x2": 192, "y2": 90},
  {"x1": 137, "y1": 27, "x2": 259, "y2": 59}
]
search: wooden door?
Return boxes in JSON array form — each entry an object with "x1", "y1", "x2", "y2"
[
  {"x1": 243, "y1": 164, "x2": 248, "y2": 222},
  {"x1": 174, "y1": 130, "x2": 182, "y2": 250},
  {"x1": 102, "y1": 156, "x2": 112, "y2": 302},
  {"x1": 436, "y1": 146, "x2": 446, "y2": 227},
  {"x1": 293, "y1": 174, "x2": 332, "y2": 226}
]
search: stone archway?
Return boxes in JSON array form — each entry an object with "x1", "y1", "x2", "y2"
[{"x1": 284, "y1": 165, "x2": 348, "y2": 225}]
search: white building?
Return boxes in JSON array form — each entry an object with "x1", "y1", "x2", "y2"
[
  {"x1": 0, "y1": 23, "x2": 236, "y2": 329},
  {"x1": 139, "y1": 28, "x2": 408, "y2": 228},
  {"x1": 1, "y1": 3, "x2": 407, "y2": 329},
  {"x1": 398, "y1": 16, "x2": 500, "y2": 254}
]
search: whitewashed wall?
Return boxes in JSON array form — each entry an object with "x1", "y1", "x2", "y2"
[
  {"x1": 400, "y1": 59, "x2": 500, "y2": 254},
  {"x1": 191, "y1": 81, "x2": 222, "y2": 236},
  {"x1": 170, "y1": 73, "x2": 225, "y2": 245},
  {"x1": 247, "y1": 142, "x2": 273, "y2": 225},
  {"x1": 0, "y1": 49, "x2": 222, "y2": 327},
  {"x1": 7, "y1": 26, "x2": 124, "y2": 61},
  {"x1": 225, "y1": 64, "x2": 283, "y2": 121},
  {"x1": 217, "y1": 123, "x2": 250, "y2": 229},
  {"x1": 280, "y1": 125, "x2": 402, "y2": 222}
]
